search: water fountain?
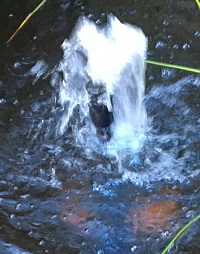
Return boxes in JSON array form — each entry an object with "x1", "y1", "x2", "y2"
[
  {"x1": 57, "y1": 15, "x2": 147, "y2": 153},
  {"x1": 55, "y1": 13, "x2": 200, "y2": 188}
]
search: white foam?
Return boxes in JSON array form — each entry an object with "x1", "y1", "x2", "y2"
[
  {"x1": 58, "y1": 15, "x2": 147, "y2": 152},
  {"x1": 76, "y1": 15, "x2": 147, "y2": 94}
]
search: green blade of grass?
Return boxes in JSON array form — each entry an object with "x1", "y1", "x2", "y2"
[
  {"x1": 146, "y1": 60, "x2": 200, "y2": 74},
  {"x1": 162, "y1": 214, "x2": 200, "y2": 254},
  {"x1": 6, "y1": 0, "x2": 47, "y2": 44},
  {"x1": 196, "y1": 0, "x2": 200, "y2": 9}
]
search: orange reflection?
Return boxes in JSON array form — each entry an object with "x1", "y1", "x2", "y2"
[
  {"x1": 61, "y1": 200, "x2": 96, "y2": 231},
  {"x1": 67, "y1": 208, "x2": 95, "y2": 227},
  {"x1": 127, "y1": 200, "x2": 180, "y2": 234}
]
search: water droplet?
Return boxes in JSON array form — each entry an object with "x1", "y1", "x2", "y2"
[
  {"x1": 88, "y1": 14, "x2": 94, "y2": 19},
  {"x1": 182, "y1": 43, "x2": 190, "y2": 49},
  {"x1": 194, "y1": 31, "x2": 200, "y2": 37},
  {"x1": 51, "y1": 215, "x2": 58, "y2": 219},
  {"x1": 163, "y1": 20, "x2": 169, "y2": 27},
  {"x1": 101, "y1": 13, "x2": 106, "y2": 17},
  {"x1": 0, "y1": 98, "x2": 6, "y2": 104},
  {"x1": 161, "y1": 231, "x2": 170, "y2": 237},
  {"x1": 161, "y1": 68, "x2": 175, "y2": 80},
  {"x1": 130, "y1": 245, "x2": 137, "y2": 252},
  {"x1": 20, "y1": 108, "x2": 25, "y2": 114},
  {"x1": 97, "y1": 250, "x2": 104, "y2": 254},
  {"x1": 104, "y1": 231, "x2": 110, "y2": 238},
  {"x1": 39, "y1": 240, "x2": 45, "y2": 246},
  {"x1": 30, "y1": 204, "x2": 34, "y2": 209},
  {"x1": 149, "y1": 75, "x2": 154, "y2": 80},
  {"x1": 155, "y1": 41, "x2": 165, "y2": 49},
  {"x1": 20, "y1": 194, "x2": 30, "y2": 199},
  {"x1": 13, "y1": 62, "x2": 21, "y2": 68},
  {"x1": 13, "y1": 99, "x2": 19, "y2": 105},
  {"x1": 16, "y1": 204, "x2": 21, "y2": 210},
  {"x1": 186, "y1": 210, "x2": 194, "y2": 218},
  {"x1": 173, "y1": 44, "x2": 179, "y2": 49},
  {"x1": 95, "y1": 19, "x2": 101, "y2": 25},
  {"x1": 10, "y1": 214, "x2": 15, "y2": 219}
]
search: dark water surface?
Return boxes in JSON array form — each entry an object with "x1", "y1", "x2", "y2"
[{"x1": 0, "y1": 1, "x2": 200, "y2": 253}]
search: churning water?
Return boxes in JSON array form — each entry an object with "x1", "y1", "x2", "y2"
[
  {"x1": 54, "y1": 15, "x2": 200, "y2": 187},
  {"x1": 57, "y1": 15, "x2": 147, "y2": 154}
]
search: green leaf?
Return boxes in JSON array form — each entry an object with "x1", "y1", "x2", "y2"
[
  {"x1": 146, "y1": 60, "x2": 200, "y2": 74},
  {"x1": 196, "y1": 0, "x2": 200, "y2": 9},
  {"x1": 161, "y1": 214, "x2": 200, "y2": 254}
]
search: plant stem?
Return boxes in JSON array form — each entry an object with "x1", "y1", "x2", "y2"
[
  {"x1": 6, "y1": 0, "x2": 47, "y2": 44},
  {"x1": 195, "y1": 0, "x2": 200, "y2": 9},
  {"x1": 146, "y1": 60, "x2": 200, "y2": 74},
  {"x1": 161, "y1": 214, "x2": 200, "y2": 254}
]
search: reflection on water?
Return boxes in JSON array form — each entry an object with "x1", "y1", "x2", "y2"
[
  {"x1": 0, "y1": 1, "x2": 200, "y2": 253},
  {"x1": 127, "y1": 199, "x2": 180, "y2": 234}
]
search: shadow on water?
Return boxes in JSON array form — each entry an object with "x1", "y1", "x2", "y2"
[{"x1": 0, "y1": 1, "x2": 200, "y2": 253}]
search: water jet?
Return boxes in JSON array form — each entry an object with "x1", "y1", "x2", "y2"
[{"x1": 58, "y1": 15, "x2": 147, "y2": 151}]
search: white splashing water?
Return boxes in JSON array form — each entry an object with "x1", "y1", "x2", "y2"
[{"x1": 58, "y1": 15, "x2": 147, "y2": 152}]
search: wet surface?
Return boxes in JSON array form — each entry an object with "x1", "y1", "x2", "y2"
[{"x1": 0, "y1": 1, "x2": 200, "y2": 253}]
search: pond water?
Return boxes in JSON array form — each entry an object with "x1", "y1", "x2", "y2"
[{"x1": 0, "y1": 1, "x2": 200, "y2": 253}]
